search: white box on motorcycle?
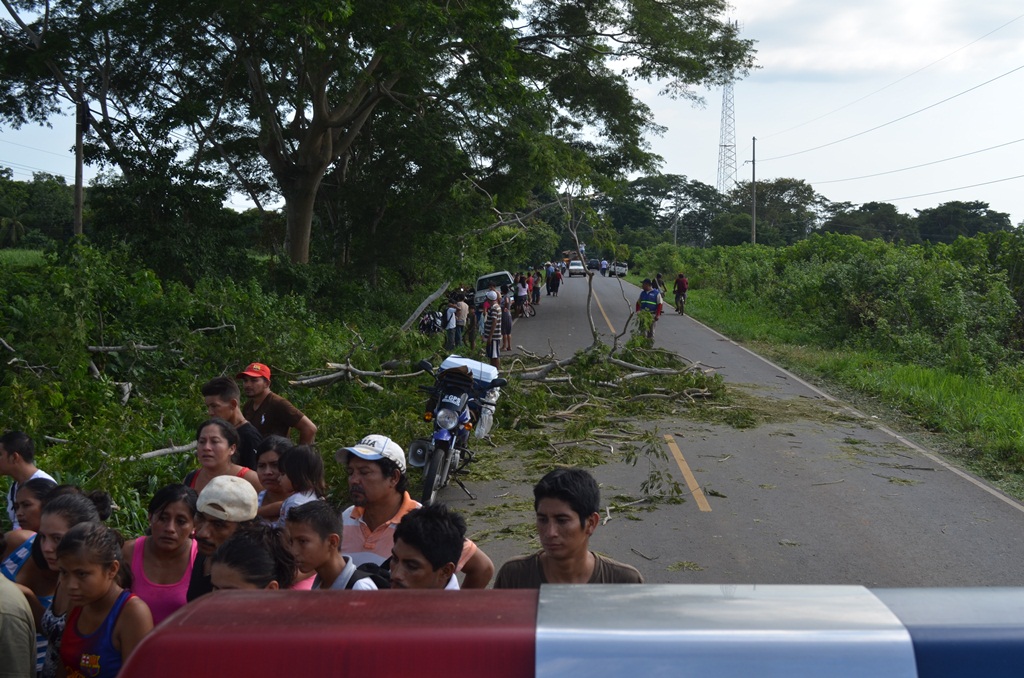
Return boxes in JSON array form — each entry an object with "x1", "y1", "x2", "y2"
[
  {"x1": 440, "y1": 355, "x2": 501, "y2": 439},
  {"x1": 441, "y1": 355, "x2": 499, "y2": 390}
]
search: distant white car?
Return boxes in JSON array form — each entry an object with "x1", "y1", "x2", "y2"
[
  {"x1": 611, "y1": 261, "x2": 628, "y2": 277},
  {"x1": 568, "y1": 260, "x2": 586, "y2": 277}
]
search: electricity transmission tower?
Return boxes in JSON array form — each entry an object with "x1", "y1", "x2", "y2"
[
  {"x1": 716, "y1": 21, "x2": 739, "y2": 194},
  {"x1": 716, "y1": 79, "x2": 737, "y2": 194}
]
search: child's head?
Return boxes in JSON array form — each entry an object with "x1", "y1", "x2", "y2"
[
  {"x1": 38, "y1": 492, "x2": 106, "y2": 571},
  {"x1": 277, "y1": 445, "x2": 326, "y2": 497},
  {"x1": 285, "y1": 500, "x2": 341, "y2": 573},
  {"x1": 255, "y1": 436, "x2": 294, "y2": 493},
  {"x1": 55, "y1": 521, "x2": 128, "y2": 598},
  {"x1": 391, "y1": 503, "x2": 466, "y2": 590},
  {"x1": 210, "y1": 523, "x2": 295, "y2": 591}
]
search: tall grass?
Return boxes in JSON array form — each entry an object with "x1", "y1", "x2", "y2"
[{"x1": 0, "y1": 249, "x2": 45, "y2": 267}]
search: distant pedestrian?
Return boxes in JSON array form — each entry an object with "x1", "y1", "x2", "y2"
[
  {"x1": 600, "y1": 259, "x2": 608, "y2": 276},
  {"x1": 444, "y1": 298, "x2": 458, "y2": 350},
  {"x1": 635, "y1": 278, "x2": 663, "y2": 340},
  {"x1": 455, "y1": 294, "x2": 469, "y2": 347},
  {"x1": 484, "y1": 291, "x2": 501, "y2": 368},
  {"x1": 501, "y1": 291, "x2": 513, "y2": 351},
  {"x1": 550, "y1": 268, "x2": 562, "y2": 296}
]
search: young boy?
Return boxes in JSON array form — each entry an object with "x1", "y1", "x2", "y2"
[
  {"x1": 286, "y1": 500, "x2": 380, "y2": 590},
  {"x1": 390, "y1": 503, "x2": 466, "y2": 590},
  {"x1": 1, "y1": 431, "x2": 54, "y2": 530},
  {"x1": 201, "y1": 376, "x2": 263, "y2": 469}
]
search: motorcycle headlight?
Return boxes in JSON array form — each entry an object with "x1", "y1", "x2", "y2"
[{"x1": 436, "y1": 408, "x2": 460, "y2": 430}]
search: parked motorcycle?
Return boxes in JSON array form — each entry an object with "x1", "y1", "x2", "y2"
[{"x1": 408, "y1": 357, "x2": 506, "y2": 505}]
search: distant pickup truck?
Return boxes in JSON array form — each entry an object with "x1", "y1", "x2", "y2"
[{"x1": 611, "y1": 261, "x2": 628, "y2": 277}]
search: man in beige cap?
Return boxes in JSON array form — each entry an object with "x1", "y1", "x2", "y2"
[
  {"x1": 186, "y1": 475, "x2": 260, "y2": 601},
  {"x1": 236, "y1": 361, "x2": 317, "y2": 443},
  {"x1": 337, "y1": 434, "x2": 494, "y2": 588}
]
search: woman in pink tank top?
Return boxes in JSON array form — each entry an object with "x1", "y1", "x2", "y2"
[{"x1": 123, "y1": 484, "x2": 199, "y2": 625}]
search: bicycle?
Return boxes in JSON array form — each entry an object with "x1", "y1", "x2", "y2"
[
  {"x1": 521, "y1": 298, "x2": 536, "y2": 318},
  {"x1": 674, "y1": 292, "x2": 687, "y2": 316}
]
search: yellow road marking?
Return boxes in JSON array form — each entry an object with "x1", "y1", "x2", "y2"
[
  {"x1": 664, "y1": 434, "x2": 712, "y2": 512},
  {"x1": 592, "y1": 287, "x2": 617, "y2": 334}
]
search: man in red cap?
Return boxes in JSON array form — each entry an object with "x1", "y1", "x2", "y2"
[{"x1": 236, "y1": 362, "x2": 318, "y2": 443}]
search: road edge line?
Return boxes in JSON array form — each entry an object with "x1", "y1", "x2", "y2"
[{"x1": 685, "y1": 316, "x2": 1024, "y2": 516}]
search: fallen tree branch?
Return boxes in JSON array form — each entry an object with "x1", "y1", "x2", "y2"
[
  {"x1": 401, "y1": 281, "x2": 450, "y2": 332},
  {"x1": 517, "y1": 355, "x2": 578, "y2": 380},
  {"x1": 87, "y1": 342, "x2": 161, "y2": 353},
  {"x1": 134, "y1": 440, "x2": 198, "y2": 460},
  {"x1": 191, "y1": 324, "x2": 236, "y2": 334}
]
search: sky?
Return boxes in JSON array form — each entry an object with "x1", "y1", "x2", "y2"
[
  {"x1": 644, "y1": 0, "x2": 1024, "y2": 225},
  {"x1": 2, "y1": 1, "x2": 1023, "y2": 225}
]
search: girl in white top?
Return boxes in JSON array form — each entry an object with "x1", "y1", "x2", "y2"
[{"x1": 274, "y1": 445, "x2": 326, "y2": 528}]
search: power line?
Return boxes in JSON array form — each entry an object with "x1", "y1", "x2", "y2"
[
  {"x1": 760, "y1": 63, "x2": 1024, "y2": 162},
  {"x1": 882, "y1": 174, "x2": 1024, "y2": 202},
  {"x1": 0, "y1": 138, "x2": 72, "y2": 158},
  {"x1": 811, "y1": 137, "x2": 1024, "y2": 185},
  {"x1": 0, "y1": 159, "x2": 72, "y2": 181},
  {"x1": 759, "y1": 12, "x2": 1024, "y2": 142}
]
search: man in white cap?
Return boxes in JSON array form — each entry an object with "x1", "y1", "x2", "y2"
[
  {"x1": 337, "y1": 435, "x2": 494, "y2": 588},
  {"x1": 482, "y1": 290, "x2": 502, "y2": 369},
  {"x1": 187, "y1": 475, "x2": 260, "y2": 601},
  {"x1": 236, "y1": 361, "x2": 318, "y2": 443}
]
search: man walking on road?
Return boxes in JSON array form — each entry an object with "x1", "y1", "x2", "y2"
[
  {"x1": 600, "y1": 259, "x2": 608, "y2": 276},
  {"x1": 636, "y1": 278, "x2": 663, "y2": 339}
]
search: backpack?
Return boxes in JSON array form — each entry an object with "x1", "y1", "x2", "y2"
[{"x1": 347, "y1": 558, "x2": 392, "y2": 589}]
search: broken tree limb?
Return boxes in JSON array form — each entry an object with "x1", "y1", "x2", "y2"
[
  {"x1": 87, "y1": 343, "x2": 161, "y2": 353},
  {"x1": 517, "y1": 355, "x2": 578, "y2": 380},
  {"x1": 190, "y1": 324, "x2": 236, "y2": 334},
  {"x1": 290, "y1": 362, "x2": 428, "y2": 387},
  {"x1": 135, "y1": 440, "x2": 198, "y2": 460},
  {"x1": 400, "y1": 281, "x2": 451, "y2": 332}
]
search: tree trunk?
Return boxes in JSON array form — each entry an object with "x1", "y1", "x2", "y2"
[{"x1": 281, "y1": 174, "x2": 323, "y2": 265}]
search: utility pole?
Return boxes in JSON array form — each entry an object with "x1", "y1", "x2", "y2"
[
  {"x1": 74, "y1": 84, "x2": 85, "y2": 237},
  {"x1": 750, "y1": 136, "x2": 757, "y2": 244}
]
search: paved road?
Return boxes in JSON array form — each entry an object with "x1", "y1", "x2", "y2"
[{"x1": 453, "y1": 271, "x2": 1024, "y2": 586}]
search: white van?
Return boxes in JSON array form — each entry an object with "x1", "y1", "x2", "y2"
[{"x1": 473, "y1": 271, "x2": 515, "y2": 306}]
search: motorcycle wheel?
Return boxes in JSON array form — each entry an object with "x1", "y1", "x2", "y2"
[{"x1": 421, "y1": 449, "x2": 450, "y2": 505}]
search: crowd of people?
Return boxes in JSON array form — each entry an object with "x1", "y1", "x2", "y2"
[{"x1": 0, "y1": 359, "x2": 644, "y2": 678}]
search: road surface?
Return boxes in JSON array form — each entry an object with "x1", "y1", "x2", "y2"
[{"x1": 450, "y1": 271, "x2": 1024, "y2": 586}]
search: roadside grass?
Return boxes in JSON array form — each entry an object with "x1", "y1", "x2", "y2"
[
  {"x1": 686, "y1": 289, "x2": 818, "y2": 345},
  {"x1": 687, "y1": 290, "x2": 1024, "y2": 499},
  {"x1": 0, "y1": 248, "x2": 45, "y2": 267}
]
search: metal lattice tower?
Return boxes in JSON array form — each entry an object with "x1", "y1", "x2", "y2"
[{"x1": 716, "y1": 79, "x2": 737, "y2": 194}]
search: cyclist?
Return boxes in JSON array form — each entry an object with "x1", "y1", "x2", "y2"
[{"x1": 673, "y1": 272, "x2": 689, "y2": 315}]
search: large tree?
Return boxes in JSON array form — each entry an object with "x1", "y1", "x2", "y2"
[
  {"x1": 2, "y1": 0, "x2": 755, "y2": 263},
  {"x1": 915, "y1": 201, "x2": 1012, "y2": 245}
]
